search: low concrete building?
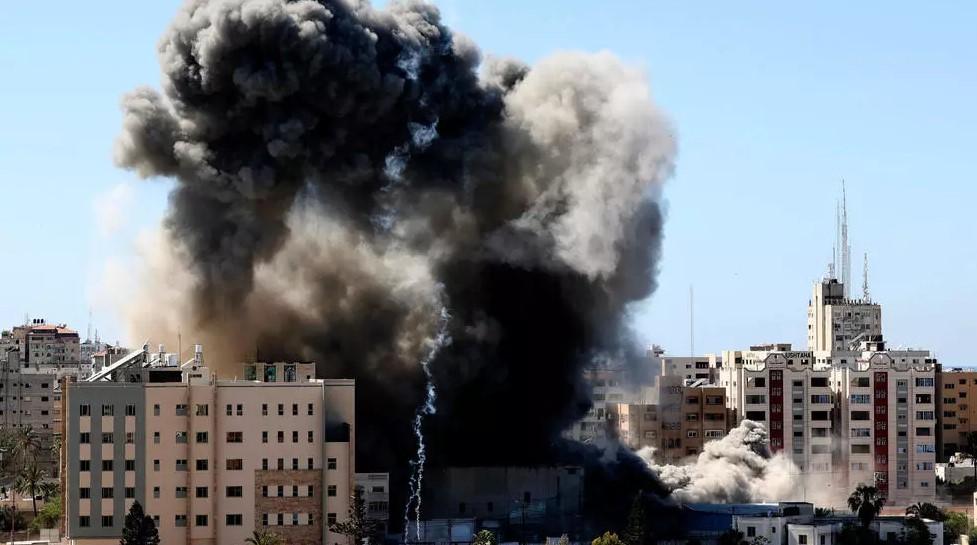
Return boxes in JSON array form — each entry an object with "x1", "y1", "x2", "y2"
[{"x1": 355, "y1": 472, "x2": 390, "y2": 535}]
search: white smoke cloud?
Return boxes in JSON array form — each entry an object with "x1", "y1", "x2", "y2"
[
  {"x1": 93, "y1": 182, "x2": 134, "y2": 237},
  {"x1": 639, "y1": 420, "x2": 801, "y2": 503}
]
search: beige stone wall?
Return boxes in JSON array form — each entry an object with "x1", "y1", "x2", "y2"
[{"x1": 254, "y1": 470, "x2": 323, "y2": 545}]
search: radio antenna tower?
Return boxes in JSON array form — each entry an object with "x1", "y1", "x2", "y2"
[
  {"x1": 862, "y1": 252, "x2": 871, "y2": 302},
  {"x1": 836, "y1": 180, "x2": 851, "y2": 298}
]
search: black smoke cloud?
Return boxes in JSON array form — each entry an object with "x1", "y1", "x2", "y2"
[{"x1": 116, "y1": 0, "x2": 676, "y2": 528}]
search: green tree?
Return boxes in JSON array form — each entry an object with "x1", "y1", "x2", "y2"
[
  {"x1": 717, "y1": 529, "x2": 746, "y2": 545},
  {"x1": 120, "y1": 501, "x2": 160, "y2": 545},
  {"x1": 621, "y1": 494, "x2": 646, "y2": 545},
  {"x1": 13, "y1": 426, "x2": 40, "y2": 466},
  {"x1": 245, "y1": 530, "x2": 283, "y2": 545},
  {"x1": 473, "y1": 530, "x2": 498, "y2": 545},
  {"x1": 847, "y1": 483, "x2": 886, "y2": 528},
  {"x1": 905, "y1": 502, "x2": 943, "y2": 521},
  {"x1": 329, "y1": 487, "x2": 380, "y2": 545},
  {"x1": 15, "y1": 462, "x2": 45, "y2": 517},
  {"x1": 901, "y1": 517, "x2": 935, "y2": 545},
  {"x1": 592, "y1": 532, "x2": 624, "y2": 545},
  {"x1": 29, "y1": 496, "x2": 61, "y2": 531},
  {"x1": 943, "y1": 511, "x2": 970, "y2": 544}
]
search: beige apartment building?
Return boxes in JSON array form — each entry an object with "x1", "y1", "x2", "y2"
[
  {"x1": 936, "y1": 369, "x2": 977, "y2": 461},
  {"x1": 610, "y1": 377, "x2": 728, "y2": 461},
  {"x1": 62, "y1": 350, "x2": 355, "y2": 545},
  {"x1": 807, "y1": 279, "x2": 882, "y2": 352}
]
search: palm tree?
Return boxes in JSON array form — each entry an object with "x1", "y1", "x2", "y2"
[
  {"x1": 905, "y1": 502, "x2": 943, "y2": 521},
  {"x1": 245, "y1": 529, "x2": 283, "y2": 545},
  {"x1": 13, "y1": 426, "x2": 40, "y2": 466},
  {"x1": 15, "y1": 463, "x2": 45, "y2": 517},
  {"x1": 847, "y1": 483, "x2": 886, "y2": 528}
]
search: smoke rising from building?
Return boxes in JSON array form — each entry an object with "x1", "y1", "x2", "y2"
[
  {"x1": 639, "y1": 420, "x2": 845, "y2": 507},
  {"x1": 115, "y1": 0, "x2": 675, "y2": 524}
]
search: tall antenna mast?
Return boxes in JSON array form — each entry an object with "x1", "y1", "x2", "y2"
[
  {"x1": 840, "y1": 179, "x2": 851, "y2": 298},
  {"x1": 862, "y1": 252, "x2": 871, "y2": 303},
  {"x1": 87, "y1": 308, "x2": 93, "y2": 342},
  {"x1": 689, "y1": 285, "x2": 695, "y2": 359}
]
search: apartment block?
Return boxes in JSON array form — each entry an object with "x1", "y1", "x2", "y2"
[
  {"x1": 936, "y1": 368, "x2": 977, "y2": 461},
  {"x1": 565, "y1": 364, "x2": 654, "y2": 444},
  {"x1": 5, "y1": 319, "x2": 81, "y2": 366},
  {"x1": 355, "y1": 473, "x2": 390, "y2": 535},
  {"x1": 660, "y1": 354, "x2": 722, "y2": 384},
  {"x1": 807, "y1": 279, "x2": 882, "y2": 352},
  {"x1": 720, "y1": 340, "x2": 938, "y2": 506},
  {"x1": 62, "y1": 350, "x2": 355, "y2": 545}
]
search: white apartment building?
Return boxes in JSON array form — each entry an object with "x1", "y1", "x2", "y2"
[
  {"x1": 807, "y1": 279, "x2": 882, "y2": 352},
  {"x1": 660, "y1": 354, "x2": 722, "y2": 384},
  {"x1": 62, "y1": 349, "x2": 355, "y2": 545},
  {"x1": 721, "y1": 339, "x2": 938, "y2": 506}
]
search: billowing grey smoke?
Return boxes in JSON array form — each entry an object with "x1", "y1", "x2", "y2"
[{"x1": 116, "y1": 0, "x2": 676, "y2": 528}]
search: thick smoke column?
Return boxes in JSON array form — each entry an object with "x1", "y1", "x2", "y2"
[{"x1": 115, "y1": 0, "x2": 676, "y2": 525}]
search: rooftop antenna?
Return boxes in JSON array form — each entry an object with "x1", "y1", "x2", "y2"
[
  {"x1": 862, "y1": 252, "x2": 871, "y2": 303},
  {"x1": 840, "y1": 179, "x2": 851, "y2": 298},
  {"x1": 86, "y1": 308, "x2": 93, "y2": 342},
  {"x1": 689, "y1": 285, "x2": 695, "y2": 359}
]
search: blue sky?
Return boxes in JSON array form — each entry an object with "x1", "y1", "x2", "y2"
[{"x1": 1, "y1": 1, "x2": 974, "y2": 363}]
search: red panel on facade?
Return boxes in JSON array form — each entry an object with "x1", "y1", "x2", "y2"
[
  {"x1": 873, "y1": 371, "x2": 889, "y2": 497},
  {"x1": 769, "y1": 370, "x2": 784, "y2": 452}
]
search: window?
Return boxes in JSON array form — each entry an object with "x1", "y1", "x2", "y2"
[
  {"x1": 102, "y1": 432, "x2": 114, "y2": 444},
  {"x1": 195, "y1": 515, "x2": 208, "y2": 527},
  {"x1": 237, "y1": 404, "x2": 243, "y2": 416},
  {"x1": 262, "y1": 513, "x2": 269, "y2": 527},
  {"x1": 226, "y1": 486, "x2": 243, "y2": 497},
  {"x1": 102, "y1": 460, "x2": 114, "y2": 471},
  {"x1": 328, "y1": 485, "x2": 337, "y2": 497},
  {"x1": 79, "y1": 404, "x2": 91, "y2": 416},
  {"x1": 292, "y1": 431, "x2": 299, "y2": 443},
  {"x1": 916, "y1": 427, "x2": 932, "y2": 437},
  {"x1": 175, "y1": 487, "x2": 187, "y2": 498},
  {"x1": 308, "y1": 485, "x2": 315, "y2": 497},
  {"x1": 125, "y1": 460, "x2": 136, "y2": 471},
  {"x1": 175, "y1": 515, "x2": 187, "y2": 527},
  {"x1": 277, "y1": 431, "x2": 284, "y2": 443},
  {"x1": 851, "y1": 394, "x2": 870, "y2": 403},
  {"x1": 292, "y1": 458, "x2": 299, "y2": 470},
  {"x1": 226, "y1": 514, "x2": 243, "y2": 526},
  {"x1": 102, "y1": 487, "x2": 114, "y2": 498},
  {"x1": 196, "y1": 486, "x2": 208, "y2": 498},
  {"x1": 810, "y1": 394, "x2": 831, "y2": 404},
  {"x1": 262, "y1": 403, "x2": 268, "y2": 416},
  {"x1": 125, "y1": 404, "x2": 136, "y2": 416},
  {"x1": 851, "y1": 411, "x2": 870, "y2": 421},
  {"x1": 308, "y1": 430, "x2": 314, "y2": 443},
  {"x1": 308, "y1": 403, "x2": 314, "y2": 416},
  {"x1": 799, "y1": 536, "x2": 807, "y2": 545},
  {"x1": 153, "y1": 487, "x2": 160, "y2": 498},
  {"x1": 293, "y1": 403, "x2": 299, "y2": 416},
  {"x1": 262, "y1": 486, "x2": 268, "y2": 498},
  {"x1": 262, "y1": 431, "x2": 268, "y2": 443},
  {"x1": 196, "y1": 459, "x2": 209, "y2": 471},
  {"x1": 327, "y1": 457, "x2": 337, "y2": 470},
  {"x1": 176, "y1": 431, "x2": 188, "y2": 443},
  {"x1": 745, "y1": 411, "x2": 766, "y2": 421},
  {"x1": 745, "y1": 394, "x2": 766, "y2": 404},
  {"x1": 308, "y1": 458, "x2": 314, "y2": 469},
  {"x1": 226, "y1": 404, "x2": 233, "y2": 416},
  {"x1": 916, "y1": 377, "x2": 934, "y2": 387},
  {"x1": 101, "y1": 515, "x2": 114, "y2": 527},
  {"x1": 277, "y1": 513, "x2": 284, "y2": 526},
  {"x1": 226, "y1": 459, "x2": 244, "y2": 470},
  {"x1": 153, "y1": 404, "x2": 160, "y2": 416},
  {"x1": 810, "y1": 377, "x2": 828, "y2": 387},
  {"x1": 125, "y1": 487, "x2": 135, "y2": 499},
  {"x1": 176, "y1": 404, "x2": 188, "y2": 416},
  {"x1": 916, "y1": 444, "x2": 935, "y2": 453},
  {"x1": 687, "y1": 430, "x2": 699, "y2": 438},
  {"x1": 80, "y1": 460, "x2": 90, "y2": 471},
  {"x1": 79, "y1": 516, "x2": 90, "y2": 527},
  {"x1": 176, "y1": 459, "x2": 188, "y2": 471},
  {"x1": 79, "y1": 432, "x2": 90, "y2": 444},
  {"x1": 125, "y1": 432, "x2": 135, "y2": 444},
  {"x1": 226, "y1": 431, "x2": 243, "y2": 443},
  {"x1": 811, "y1": 411, "x2": 829, "y2": 421},
  {"x1": 153, "y1": 432, "x2": 160, "y2": 444},
  {"x1": 277, "y1": 485, "x2": 284, "y2": 497},
  {"x1": 916, "y1": 411, "x2": 935, "y2": 420},
  {"x1": 327, "y1": 513, "x2": 337, "y2": 526},
  {"x1": 80, "y1": 487, "x2": 90, "y2": 498},
  {"x1": 292, "y1": 485, "x2": 299, "y2": 497},
  {"x1": 196, "y1": 431, "x2": 208, "y2": 443},
  {"x1": 748, "y1": 377, "x2": 766, "y2": 388},
  {"x1": 278, "y1": 403, "x2": 284, "y2": 416},
  {"x1": 851, "y1": 428, "x2": 871, "y2": 438},
  {"x1": 195, "y1": 404, "x2": 209, "y2": 416},
  {"x1": 852, "y1": 444, "x2": 871, "y2": 454},
  {"x1": 916, "y1": 394, "x2": 932, "y2": 404},
  {"x1": 102, "y1": 404, "x2": 114, "y2": 416},
  {"x1": 153, "y1": 460, "x2": 160, "y2": 471},
  {"x1": 747, "y1": 526, "x2": 756, "y2": 537}
]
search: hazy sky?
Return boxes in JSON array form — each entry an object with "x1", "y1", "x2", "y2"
[{"x1": 1, "y1": 1, "x2": 974, "y2": 363}]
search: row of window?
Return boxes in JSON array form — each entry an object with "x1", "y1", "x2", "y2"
[
  {"x1": 139, "y1": 457, "x2": 339, "y2": 472},
  {"x1": 80, "y1": 402, "x2": 319, "y2": 418},
  {"x1": 79, "y1": 459, "x2": 136, "y2": 471},
  {"x1": 79, "y1": 487, "x2": 135, "y2": 499},
  {"x1": 79, "y1": 404, "x2": 137, "y2": 416},
  {"x1": 79, "y1": 432, "x2": 136, "y2": 444}
]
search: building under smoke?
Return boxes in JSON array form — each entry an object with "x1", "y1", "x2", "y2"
[{"x1": 114, "y1": 0, "x2": 677, "y2": 533}]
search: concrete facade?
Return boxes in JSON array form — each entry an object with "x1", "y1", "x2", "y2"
[
  {"x1": 62, "y1": 358, "x2": 355, "y2": 545},
  {"x1": 807, "y1": 279, "x2": 882, "y2": 352},
  {"x1": 936, "y1": 368, "x2": 977, "y2": 461}
]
